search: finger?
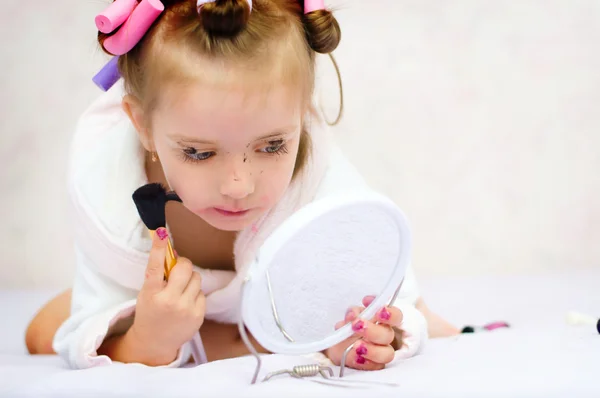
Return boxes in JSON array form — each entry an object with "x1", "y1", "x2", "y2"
[
  {"x1": 353, "y1": 341, "x2": 395, "y2": 365},
  {"x1": 182, "y1": 270, "x2": 203, "y2": 303},
  {"x1": 336, "y1": 306, "x2": 362, "y2": 330},
  {"x1": 142, "y1": 227, "x2": 169, "y2": 293},
  {"x1": 344, "y1": 341, "x2": 385, "y2": 371},
  {"x1": 164, "y1": 257, "x2": 194, "y2": 296},
  {"x1": 375, "y1": 306, "x2": 404, "y2": 328},
  {"x1": 344, "y1": 306, "x2": 363, "y2": 323},
  {"x1": 351, "y1": 319, "x2": 395, "y2": 346},
  {"x1": 362, "y1": 295, "x2": 376, "y2": 307}
]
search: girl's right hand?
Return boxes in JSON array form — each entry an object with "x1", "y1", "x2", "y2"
[{"x1": 129, "y1": 227, "x2": 206, "y2": 363}]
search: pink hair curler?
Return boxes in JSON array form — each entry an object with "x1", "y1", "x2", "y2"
[
  {"x1": 95, "y1": 0, "x2": 139, "y2": 34},
  {"x1": 104, "y1": 0, "x2": 164, "y2": 56},
  {"x1": 304, "y1": 0, "x2": 325, "y2": 14}
]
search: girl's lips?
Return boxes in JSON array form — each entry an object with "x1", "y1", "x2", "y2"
[{"x1": 213, "y1": 207, "x2": 250, "y2": 217}]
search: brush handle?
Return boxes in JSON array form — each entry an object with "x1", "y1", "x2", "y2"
[
  {"x1": 149, "y1": 229, "x2": 177, "y2": 280},
  {"x1": 165, "y1": 238, "x2": 177, "y2": 280}
]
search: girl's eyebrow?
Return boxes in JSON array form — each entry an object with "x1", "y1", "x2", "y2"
[{"x1": 169, "y1": 126, "x2": 299, "y2": 145}]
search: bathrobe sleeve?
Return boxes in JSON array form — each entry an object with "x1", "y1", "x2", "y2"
[{"x1": 388, "y1": 264, "x2": 428, "y2": 358}]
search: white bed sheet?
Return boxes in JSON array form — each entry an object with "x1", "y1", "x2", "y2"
[{"x1": 1, "y1": 269, "x2": 599, "y2": 398}]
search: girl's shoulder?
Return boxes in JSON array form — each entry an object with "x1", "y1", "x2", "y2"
[{"x1": 67, "y1": 83, "x2": 150, "y2": 253}]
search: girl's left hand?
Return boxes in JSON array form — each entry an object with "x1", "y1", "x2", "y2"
[{"x1": 324, "y1": 295, "x2": 404, "y2": 371}]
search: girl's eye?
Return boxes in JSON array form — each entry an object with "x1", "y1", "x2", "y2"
[
  {"x1": 261, "y1": 140, "x2": 288, "y2": 155},
  {"x1": 183, "y1": 147, "x2": 214, "y2": 162}
]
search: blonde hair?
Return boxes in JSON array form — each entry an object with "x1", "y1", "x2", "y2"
[{"x1": 98, "y1": 0, "x2": 342, "y2": 178}]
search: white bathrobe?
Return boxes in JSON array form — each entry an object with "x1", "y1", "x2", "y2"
[{"x1": 52, "y1": 83, "x2": 428, "y2": 369}]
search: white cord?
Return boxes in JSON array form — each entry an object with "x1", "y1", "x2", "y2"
[{"x1": 190, "y1": 332, "x2": 208, "y2": 364}]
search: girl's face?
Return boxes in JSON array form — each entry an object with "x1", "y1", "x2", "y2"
[{"x1": 146, "y1": 83, "x2": 303, "y2": 232}]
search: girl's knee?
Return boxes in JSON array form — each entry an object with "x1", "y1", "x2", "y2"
[
  {"x1": 415, "y1": 297, "x2": 461, "y2": 338},
  {"x1": 25, "y1": 290, "x2": 72, "y2": 355},
  {"x1": 25, "y1": 314, "x2": 54, "y2": 354}
]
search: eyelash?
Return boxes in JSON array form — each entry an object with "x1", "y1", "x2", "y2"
[
  {"x1": 180, "y1": 140, "x2": 288, "y2": 163},
  {"x1": 181, "y1": 148, "x2": 214, "y2": 163},
  {"x1": 262, "y1": 140, "x2": 288, "y2": 155}
]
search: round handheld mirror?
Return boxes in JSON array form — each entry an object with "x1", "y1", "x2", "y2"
[{"x1": 239, "y1": 192, "x2": 412, "y2": 360}]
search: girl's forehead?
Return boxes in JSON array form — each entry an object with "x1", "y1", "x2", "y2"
[{"x1": 154, "y1": 82, "x2": 304, "y2": 144}]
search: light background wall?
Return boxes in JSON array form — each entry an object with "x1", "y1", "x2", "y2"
[{"x1": 1, "y1": 0, "x2": 598, "y2": 289}]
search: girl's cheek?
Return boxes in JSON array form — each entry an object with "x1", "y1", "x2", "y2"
[{"x1": 260, "y1": 195, "x2": 271, "y2": 206}]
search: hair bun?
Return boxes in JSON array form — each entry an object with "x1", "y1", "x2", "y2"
[
  {"x1": 303, "y1": 9, "x2": 341, "y2": 54},
  {"x1": 199, "y1": 0, "x2": 251, "y2": 37}
]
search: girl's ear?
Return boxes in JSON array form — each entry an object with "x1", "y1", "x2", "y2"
[{"x1": 122, "y1": 94, "x2": 154, "y2": 151}]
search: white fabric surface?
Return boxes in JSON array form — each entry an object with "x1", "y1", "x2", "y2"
[{"x1": 1, "y1": 269, "x2": 598, "y2": 397}]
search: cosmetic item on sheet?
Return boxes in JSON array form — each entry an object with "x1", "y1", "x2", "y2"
[
  {"x1": 566, "y1": 311, "x2": 600, "y2": 334},
  {"x1": 132, "y1": 183, "x2": 181, "y2": 279},
  {"x1": 263, "y1": 364, "x2": 399, "y2": 388},
  {"x1": 461, "y1": 321, "x2": 510, "y2": 333}
]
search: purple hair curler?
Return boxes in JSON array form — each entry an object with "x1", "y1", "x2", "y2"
[{"x1": 92, "y1": 56, "x2": 121, "y2": 91}]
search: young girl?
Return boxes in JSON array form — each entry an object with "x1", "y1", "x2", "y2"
[{"x1": 26, "y1": 0, "x2": 459, "y2": 370}]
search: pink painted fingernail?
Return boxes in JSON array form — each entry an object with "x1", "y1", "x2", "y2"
[
  {"x1": 379, "y1": 307, "x2": 391, "y2": 321},
  {"x1": 156, "y1": 228, "x2": 168, "y2": 240},
  {"x1": 356, "y1": 356, "x2": 366, "y2": 365},
  {"x1": 356, "y1": 344, "x2": 368, "y2": 356},
  {"x1": 363, "y1": 295, "x2": 376, "y2": 306},
  {"x1": 352, "y1": 320, "x2": 366, "y2": 332}
]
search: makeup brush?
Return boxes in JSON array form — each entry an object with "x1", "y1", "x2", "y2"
[
  {"x1": 461, "y1": 321, "x2": 510, "y2": 333},
  {"x1": 132, "y1": 183, "x2": 208, "y2": 365},
  {"x1": 132, "y1": 183, "x2": 182, "y2": 280}
]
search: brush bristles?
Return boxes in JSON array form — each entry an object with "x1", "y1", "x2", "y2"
[{"x1": 132, "y1": 183, "x2": 181, "y2": 230}]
